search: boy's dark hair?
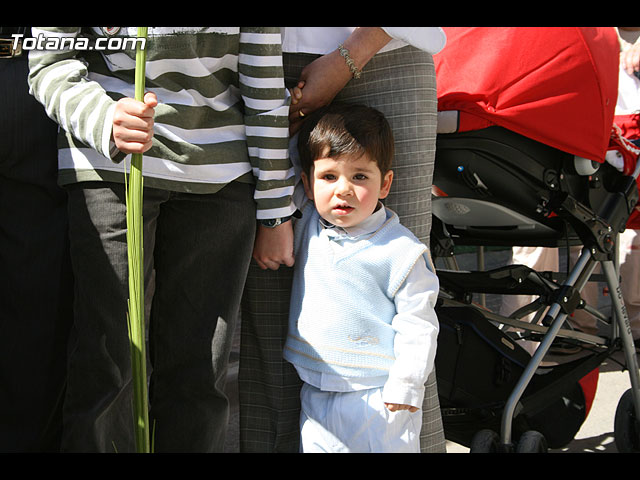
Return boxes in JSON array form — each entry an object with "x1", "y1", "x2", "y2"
[{"x1": 297, "y1": 103, "x2": 394, "y2": 180}]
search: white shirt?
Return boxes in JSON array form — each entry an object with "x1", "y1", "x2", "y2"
[
  {"x1": 616, "y1": 28, "x2": 640, "y2": 116},
  {"x1": 294, "y1": 204, "x2": 440, "y2": 409},
  {"x1": 281, "y1": 27, "x2": 446, "y2": 56}
]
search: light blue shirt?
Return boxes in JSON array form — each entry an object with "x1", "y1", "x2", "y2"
[{"x1": 286, "y1": 202, "x2": 440, "y2": 408}]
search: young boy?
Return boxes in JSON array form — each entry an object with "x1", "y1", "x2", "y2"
[{"x1": 283, "y1": 103, "x2": 440, "y2": 453}]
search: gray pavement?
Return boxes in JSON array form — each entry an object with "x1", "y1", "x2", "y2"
[
  {"x1": 223, "y1": 249, "x2": 639, "y2": 453},
  {"x1": 547, "y1": 352, "x2": 635, "y2": 453}
]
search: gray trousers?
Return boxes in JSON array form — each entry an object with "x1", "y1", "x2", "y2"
[
  {"x1": 239, "y1": 46, "x2": 445, "y2": 453},
  {"x1": 62, "y1": 180, "x2": 255, "y2": 452}
]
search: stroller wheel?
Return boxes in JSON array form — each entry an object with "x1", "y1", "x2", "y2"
[
  {"x1": 469, "y1": 429, "x2": 501, "y2": 453},
  {"x1": 614, "y1": 388, "x2": 640, "y2": 452},
  {"x1": 516, "y1": 430, "x2": 548, "y2": 453}
]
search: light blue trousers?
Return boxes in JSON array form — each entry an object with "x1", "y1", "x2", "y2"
[{"x1": 300, "y1": 383, "x2": 421, "y2": 453}]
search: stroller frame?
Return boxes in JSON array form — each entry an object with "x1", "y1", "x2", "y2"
[
  {"x1": 502, "y1": 248, "x2": 638, "y2": 448},
  {"x1": 431, "y1": 125, "x2": 640, "y2": 452}
]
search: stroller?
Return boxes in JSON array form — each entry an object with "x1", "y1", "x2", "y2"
[{"x1": 430, "y1": 27, "x2": 640, "y2": 452}]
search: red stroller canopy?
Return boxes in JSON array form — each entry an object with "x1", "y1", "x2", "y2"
[{"x1": 435, "y1": 27, "x2": 620, "y2": 163}]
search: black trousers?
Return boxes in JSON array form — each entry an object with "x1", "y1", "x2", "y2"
[
  {"x1": 0, "y1": 56, "x2": 74, "y2": 451},
  {"x1": 62, "y1": 182, "x2": 256, "y2": 452}
]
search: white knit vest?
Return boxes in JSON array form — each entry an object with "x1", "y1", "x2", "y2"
[{"x1": 284, "y1": 204, "x2": 429, "y2": 378}]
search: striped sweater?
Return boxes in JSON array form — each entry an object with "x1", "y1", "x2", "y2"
[{"x1": 27, "y1": 27, "x2": 295, "y2": 220}]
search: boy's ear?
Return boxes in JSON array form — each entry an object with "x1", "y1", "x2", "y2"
[
  {"x1": 301, "y1": 172, "x2": 314, "y2": 200},
  {"x1": 379, "y1": 169, "x2": 393, "y2": 199}
]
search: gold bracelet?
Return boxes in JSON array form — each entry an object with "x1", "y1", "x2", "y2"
[{"x1": 337, "y1": 43, "x2": 362, "y2": 79}]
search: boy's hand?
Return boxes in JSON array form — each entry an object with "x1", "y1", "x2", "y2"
[
  {"x1": 112, "y1": 91, "x2": 158, "y2": 154},
  {"x1": 288, "y1": 80, "x2": 305, "y2": 134},
  {"x1": 289, "y1": 80, "x2": 304, "y2": 107},
  {"x1": 385, "y1": 403, "x2": 419, "y2": 413}
]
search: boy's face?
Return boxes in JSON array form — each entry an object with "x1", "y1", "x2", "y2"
[{"x1": 302, "y1": 152, "x2": 393, "y2": 229}]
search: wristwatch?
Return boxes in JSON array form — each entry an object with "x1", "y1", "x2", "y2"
[{"x1": 259, "y1": 216, "x2": 292, "y2": 228}]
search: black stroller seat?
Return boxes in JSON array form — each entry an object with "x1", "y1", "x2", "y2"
[{"x1": 432, "y1": 126, "x2": 637, "y2": 252}]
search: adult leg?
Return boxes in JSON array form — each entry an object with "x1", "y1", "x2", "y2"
[
  {"x1": 568, "y1": 246, "x2": 600, "y2": 336},
  {"x1": 239, "y1": 264, "x2": 301, "y2": 452},
  {"x1": 62, "y1": 182, "x2": 161, "y2": 452},
  {"x1": 500, "y1": 247, "x2": 560, "y2": 354},
  {"x1": 149, "y1": 182, "x2": 255, "y2": 452},
  {"x1": 238, "y1": 54, "x2": 310, "y2": 453},
  {"x1": 0, "y1": 56, "x2": 73, "y2": 452},
  {"x1": 618, "y1": 229, "x2": 640, "y2": 340}
]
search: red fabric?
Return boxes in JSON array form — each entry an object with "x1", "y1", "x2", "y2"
[
  {"x1": 614, "y1": 113, "x2": 640, "y2": 141},
  {"x1": 610, "y1": 124, "x2": 640, "y2": 176},
  {"x1": 628, "y1": 205, "x2": 640, "y2": 229},
  {"x1": 435, "y1": 27, "x2": 620, "y2": 163},
  {"x1": 578, "y1": 368, "x2": 599, "y2": 418},
  {"x1": 610, "y1": 124, "x2": 640, "y2": 227}
]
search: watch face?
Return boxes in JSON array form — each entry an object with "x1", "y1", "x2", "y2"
[
  {"x1": 261, "y1": 216, "x2": 292, "y2": 228},
  {"x1": 261, "y1": 218, "x2": 281, "y2": 228}
]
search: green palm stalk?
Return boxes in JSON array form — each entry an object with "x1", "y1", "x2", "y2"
[{"x1": 125, "y1": 26, "x2": 151, "y2": 453}]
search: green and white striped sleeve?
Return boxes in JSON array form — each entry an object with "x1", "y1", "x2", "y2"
[
  {"x1": 27, "y1": 27, "x2": 118, "y2": 161},
  {"x1": 239, "y1": 27, "x2": 296, "y2": 220}
]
